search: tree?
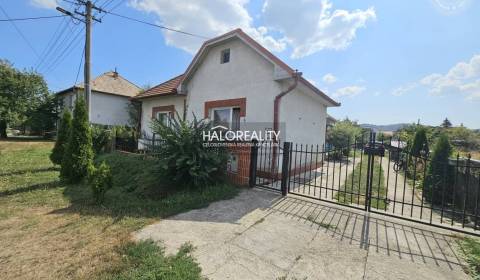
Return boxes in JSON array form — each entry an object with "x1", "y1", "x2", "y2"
[
  {"x1": 127, "y1": 100, "x2": 142, "y2": 133},
  {"x1": 327, "y1": 119, "x2": 363, "y2": 157},
  {"x1": 61, "y1": 97, "x2": 94, "y2": 182},
  {"x1": 50, "y1": 110, "x2": 72, "y2": 165},
  {"x1": 0, "y1": 59, "x2": 49, "y2": 138},
  {"x1": 424, "y1": 134, "x2": 453, "y2": 205},
  {"x1": 410, "y1": 127, "x2": 429, "y2": 157},
  {"x1": 25, "y1": 93, "x2": 61, "y2": 135},
  {"x1": 441, "y1": 118, "x2": 452, "y2": 128},
  {"x1": 447, "y1": 126, "x2": 479, "y2": 150}
]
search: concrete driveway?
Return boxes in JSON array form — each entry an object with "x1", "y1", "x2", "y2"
[{"x1": 134, "y1": 189, "x2": 470, "y2": 280}]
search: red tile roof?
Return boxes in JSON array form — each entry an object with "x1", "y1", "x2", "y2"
[{"x1": 134, "y1": 74, "x2": 184, "y2": 99}]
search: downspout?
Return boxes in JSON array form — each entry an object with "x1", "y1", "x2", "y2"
[
  {"x1": 271, "y1": 70, "x2": 301, "y2": 177},
  {"x1": 273, "y1": 70, "x2": 300, "y2": 137}
]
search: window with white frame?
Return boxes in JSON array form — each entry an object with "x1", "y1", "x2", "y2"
[
  {"x1": 211, "y1": 107, "x2": 240, "y2": 130},
  {"x1": 156, "y1": 111, "x2": 170, "y2": 126}
]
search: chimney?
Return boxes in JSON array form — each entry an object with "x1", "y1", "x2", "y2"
[{"x1": 113, "y1": 67, "x2": 118, "y2": 78}]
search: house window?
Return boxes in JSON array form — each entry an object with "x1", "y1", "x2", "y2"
[
  {"x1": 212, "y1": 107, "x2": 240, "y2": 130},
  {"x1": 156, "y1": 112, "x2": 170, "y2": 126},
  {"x1": 220, "y1": 48, "x2": 230, "y2": 64}
]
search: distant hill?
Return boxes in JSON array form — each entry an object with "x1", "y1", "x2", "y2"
[{"x1": 359, "y1": 123, "x2": 410, "y2": 132}]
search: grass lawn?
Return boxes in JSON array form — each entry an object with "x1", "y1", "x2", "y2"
[
  {"x1": 457, "y1": 237, "x2": 480, "y2": 279},
  {"x1": 335, "y1": 157, "x2": 387, "y2": 210},
  {"x1": 0, "y1": 140, "x2": 239, "y2": 279}
]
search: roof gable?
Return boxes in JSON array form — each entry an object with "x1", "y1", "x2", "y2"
[{"x1": 178, "y1": 29, "x2": 339, "y2": 107}]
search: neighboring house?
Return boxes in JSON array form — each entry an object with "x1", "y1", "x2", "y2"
[
  {"x1": 134, "y1": 28, "x2": 340, "y2": 185},
  {"x1": 56, "y1": 70, "x2": 141, "y2": 126}
]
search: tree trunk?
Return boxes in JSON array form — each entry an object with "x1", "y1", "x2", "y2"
[{"x1": 0, "y1": 120, "x2": 7, "y2": 138}]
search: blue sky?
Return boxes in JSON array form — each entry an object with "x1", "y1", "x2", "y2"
[{"x1": 1, "y1": 0, "x2": 479, "y2": 128}]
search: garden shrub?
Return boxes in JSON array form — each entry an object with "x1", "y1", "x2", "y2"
[
  {"x1": 88, "y1": 161, "x2": 113, "y2": 204},
  {"x1": 406, "y1": 127, "x2": 430, "y2": 182},
  {"x1": 151, "y1": 114, "x2": 228, "y2": 188},
  {"x1": 424, "y1": 134, "x2": 454, "y2": 204},
  {"x1": 50, "y1": 110, "x2": 72, "y2": 165},
  {"x1": 61, "y1": 97, "x2": 94, "y2": 182},
  {"x1": 92, "y1": 125, "x2": 112, "y2": 154}
]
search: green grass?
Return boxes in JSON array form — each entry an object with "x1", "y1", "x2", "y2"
[
  {"x1": 306, "y1": 214, "x2": 337, "y2": 230},
  {"x1": 335, "y1": 158, "x2": 388, "y2": 210},
  {"x1": 457, "y1": 237, "x2": 480, "y2": 279},
  {"x1": 0, "y1": 140, "x2": 239, "y2": 279},
  {"x1": 100, "y1": 240, "x2": 203, "y2": 280}
]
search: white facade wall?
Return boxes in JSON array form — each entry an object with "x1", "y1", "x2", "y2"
[
  {"x1": 185, "y1": 39, "x2": 281, "y2": 125},
  {"x1": 60, "y1": 90, "x2": 133, "y2": 126},
  {"x1": 184, "y1": 38, "x2": 328, "y2": 147},
  {"x1": 280, "y1": 86, "x2": 327, "y2": 147},
  {"x1": 90, "y1": 92, "x2": 131, "y2": 126},
  {"x1": 139, "y1": 95, "x2": 186, "y2": 138}
]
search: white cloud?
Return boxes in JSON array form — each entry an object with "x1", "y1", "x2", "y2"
[
  {"x1": 262, "y1": 0, "x2": 376, "y2": 58},
  {"x1": 334, "y1": 86, "x2": 365, "y2": 98},
  {"x1": 322, "y1": 73, "x2": 337, "y2": 84},
  {"x1": 391, "y1": 83, "x2": 418, "y2": 96},
  {"x1": 129, "y1": 0, "x2": 286, "y2": 54},
  {"x1": 30, "y1": 0, "x2": 58, "y2": 9},
  {"x1": 420, "y1": 54, "x2": 480, "y2": 100}
]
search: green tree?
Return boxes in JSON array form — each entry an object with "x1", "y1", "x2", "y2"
[
  {"x1": 410, "y1": 127, "x2": 429, "y2": 157},
  {"x1": 61, "y1": 97, "x2": 94, "y2": 182},
  {"x1": 424, "y1": 134, "x2": 453, "y2": 205},
  {"x1": 25, "y1": 93, "x2": 61, "y2": 135},
  {"x1": 447, "y1": 126, "x2": 479, "y2": 150},
  {"x1": 441, "y1": 118, "x2": 452, "y2": 128},
  {"x1": 127, "y1": 100, "x2": 142, "y2": 133},
  {"x1": 50, "y1": 110, "x2": 72, "y2": 165},
  {"x1": 327, "y1": 119, "x2": 363, "y2": 157},
  {"x1": 0, "y1": 59, "x2": 49, "y2": 138}
]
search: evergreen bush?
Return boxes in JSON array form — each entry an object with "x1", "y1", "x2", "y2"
[
  {"x1": 50, "y1": 110, "x2": 72, "y2": 165},
  {"x1": 61, "y1": 97, "x2": 94, "y2": 182}
]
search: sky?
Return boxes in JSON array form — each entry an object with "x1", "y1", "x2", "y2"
[{"x1": 1, "y1": 0, "x2": 479, "y2": 128}]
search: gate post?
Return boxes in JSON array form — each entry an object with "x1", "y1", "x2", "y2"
[
  {"x1": 248, "y1": 139, "x2": 259, "y2": 188},
  {"x1": 281, "y1": 142, "x2": 292, "y2": 196},
  {"x1": 365, "y1": 131, "x2": 376, "y2": 211}
]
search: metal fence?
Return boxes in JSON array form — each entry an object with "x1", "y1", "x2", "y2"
[{"x1": 249, "y1": 133, "x2": 480, "y2": 236}]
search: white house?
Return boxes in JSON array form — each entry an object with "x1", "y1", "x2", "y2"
[
  {"x1": 135, "y1": 29, "x2": 339, "y2": 146},
  {"x1": 134, "y1": 29, "x2": 340, "y2": 185},
  {"x1": 57, "y1": 70, "x2": 141, "y2": 126}
]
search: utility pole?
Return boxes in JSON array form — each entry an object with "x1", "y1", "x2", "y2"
[
  {"x1": 84, "y1": 0, "x2": 92, "y2": 121},
  {"x1": 56, "y1": 1, "x2": 102, "y2": 122}
]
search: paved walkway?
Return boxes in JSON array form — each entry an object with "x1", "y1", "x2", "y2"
[{"x1": 134, "y1": 189, "x2": 470, "y2": 280}]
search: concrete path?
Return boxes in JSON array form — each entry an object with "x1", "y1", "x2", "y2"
[{"x1": 134, "y1": 189, "x2": 470, "y2": 280}]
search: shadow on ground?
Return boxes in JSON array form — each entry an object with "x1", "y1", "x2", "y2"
[
  {"x1": 170, "y1": 190, "x2": 465, "y2": 269},
  {"x1": 268, "y1": 195, "x2": 465, "y2": 269}
]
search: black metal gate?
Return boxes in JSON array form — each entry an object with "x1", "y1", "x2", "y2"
[{"x1": 249, "y1": 133, "x2": 480, "y2": 236}]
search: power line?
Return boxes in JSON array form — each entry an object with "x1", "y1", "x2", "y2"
[
  {"x1": 0, "y1": 15, "x2": 66, "y2": 22},
  {"x1": 0, "y1": 4, "x2": 41, "y2": 59},
  {"x1": 103, "y1": 10, "x2": 209, "y2": 39},
  {"x1": 35, "y1": 17, "x2": 69, "y2": 70},
  {"x1": 43, "y1": 27, "x2": 85, "y2": 75},
  {"x1": 74, "y1": 46, "x2": 86, "y2": 86},
  {"x1": 37, "y1": 21, "x2": 82, "y2": 72}
]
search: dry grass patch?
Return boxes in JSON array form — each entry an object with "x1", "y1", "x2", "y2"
[{"x1": 0, "y1": 140, "x2": 238, "y2": 279}]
